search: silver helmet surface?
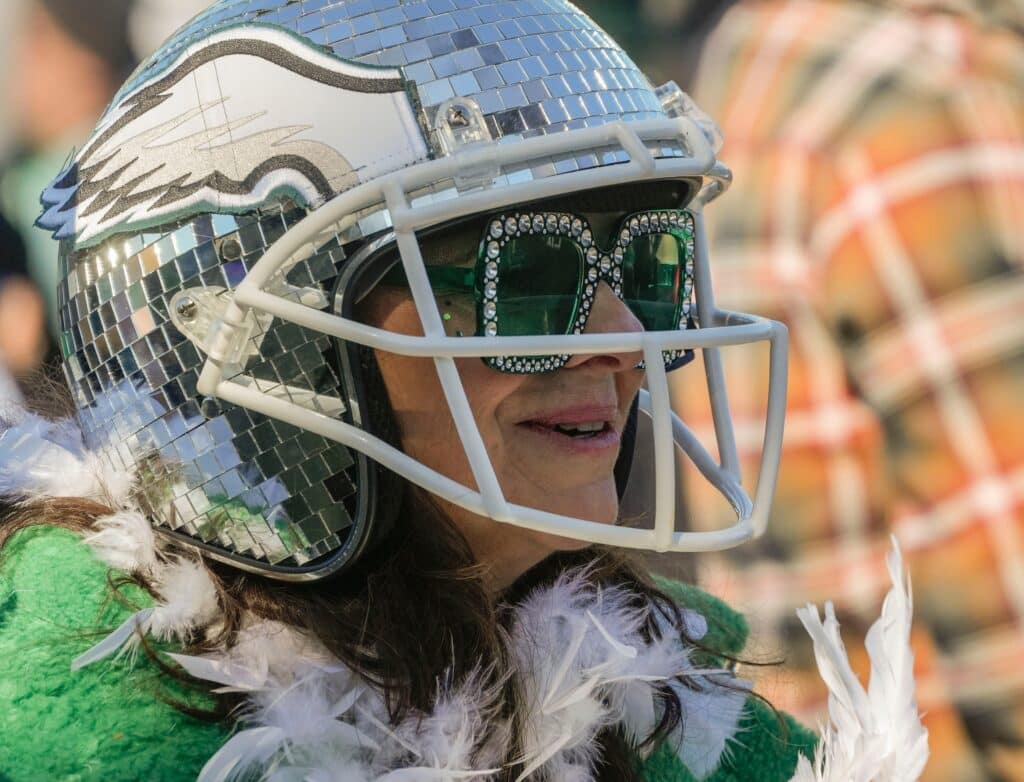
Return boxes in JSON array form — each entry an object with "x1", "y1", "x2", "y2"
[{"x1": 40, "y1": 0, "x2": 787, "y2": 579}]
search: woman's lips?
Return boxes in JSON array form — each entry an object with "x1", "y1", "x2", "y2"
[
  {"x1": 516, "y1": 405, "x2": 622, "y2": 454},
  {"x1": 520, "y1": 405, "x2": 620, "y2": 428},
  {"x1": 518, "y1": 421, "x2": 621, "y2": 454}
]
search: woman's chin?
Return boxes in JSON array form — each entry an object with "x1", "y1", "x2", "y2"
[
  {"x1": 512, "y1": 490, "x2": 620, "y2": 553},
  {"x1": 527, "y1": 527, "x2": 595, "y2": 555},
  {"x1": 522, "y1": 480, "x2": 620, "y2": 524}
]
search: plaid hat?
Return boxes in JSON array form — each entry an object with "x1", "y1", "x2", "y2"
[{"x1": 38, "y1": 0, "x2": 138, "y2": 79}]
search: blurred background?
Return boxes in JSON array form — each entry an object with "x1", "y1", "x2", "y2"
[
  {"x1": 0, "y1": 0, "x2": 212, "y2": 405},
  {"x1": 0, "y1": 1, "x2": 1020, "y2": 779}
]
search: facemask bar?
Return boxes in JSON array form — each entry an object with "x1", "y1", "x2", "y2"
[
  {"x1": 194, "y1": 116, "x2": 788, "y2": 554},
  {"x1": 692, "y1": 209, "x2": 743, "y2": 484}
]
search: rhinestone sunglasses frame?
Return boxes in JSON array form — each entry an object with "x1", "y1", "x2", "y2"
[{"x1": 420, "y1": 208, "x2": 697, "y2": 373}]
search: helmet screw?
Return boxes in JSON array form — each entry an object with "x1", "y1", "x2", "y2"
[
  {"x1": 175, "y1": 295, "x2": 198, "y2": 322},
  {"x1": 446, "y1": 104, "x2": 469, "y2": 128}
]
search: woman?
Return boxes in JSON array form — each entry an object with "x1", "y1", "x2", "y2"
[{"x1": 0, "y1": 1, "x2": 924, "y2": 780}]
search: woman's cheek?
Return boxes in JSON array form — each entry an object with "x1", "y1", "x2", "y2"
[{"x1": 437, "y1": 294, "x2": 477, "y2": 337}]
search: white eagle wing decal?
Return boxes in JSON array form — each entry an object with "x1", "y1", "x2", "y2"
[{"x1": 39, "y1": 25, "x2": 429, "y2": 247}]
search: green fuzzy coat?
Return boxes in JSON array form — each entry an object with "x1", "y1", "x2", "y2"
[{"x1": 0, "y1": 526, "x2": 816, "y2": 781}]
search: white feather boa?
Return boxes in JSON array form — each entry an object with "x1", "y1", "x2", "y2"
[
  {"x1": 0, "y1": 411, "x2": 928, "y2": 780},
  {"x1": 68, "y1": 508, "x2": 750, "y2": 781}
]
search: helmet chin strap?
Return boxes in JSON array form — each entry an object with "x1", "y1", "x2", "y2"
[{"x1": 614, "y1": 394, "x2": 640, "y2": 503}]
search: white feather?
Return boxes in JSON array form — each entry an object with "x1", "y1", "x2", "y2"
[
  {"x1": 171, "y1": 622, "x2": 346, "y2": 701},
  {"x1": 250, "y1": 670, "x2": 380, "y2": 750},
  {"x1": 511, "y1": 572, "x2": 638, "y2": 780},
  {"x1": 790, "y1": 537, "x2": 928, "y2": 782},
  {"x1": 865, "y1": 543, "x2": 929, "y2": 781},
  {"x1": 0, "y1": 411, "x2": 84, "y2": 456},
  {"x1": 197, "y1": 726, "x2": 287, "y2": 782},
  {"x1": 389, "y1": 670, "x2": 504, "y2": 777},
  {"x1": 0, "y1": 411, "x2": 134, "y2": 504},
  {"x1": 168, "y1": 651, "x2": 271, "y2": 693},
  {"x1": 172, "y1": 567, "x2": 752, "y2": 782},
  {"x1": 682, "y1": 608, "x2": 709, "y2": 641},
  {"x1": 82, "y1": 511, "x2": 159, "y2": 572},
  {"x1": 73, "y1": 510, "x2": 222, "y2": 666},
  {"x1": 147, "y1": 558, "x2": 221, "y2": 642},
  {"x1": 665, "y1": 673, "x2": 751, "y2": 780},
  {"x1": 2, "y1": 404, "x2": 757, "y2": 781},
  {"x1": 227, "y1": 619, "x2": 340, "y2": 684},
  {"x1": 510, "y1": 570, "x2": 747, "y2": 782},
  {"x1": 71, "y1": 558, "x2": 220, "y2": 667},
  {"x1": 71, "y1": 608, "x2": 155, "y2": 670}
]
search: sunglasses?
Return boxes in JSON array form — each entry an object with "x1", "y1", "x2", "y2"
[{"x1": 382, "y1": 209, "x2": 697, "y2": 373}]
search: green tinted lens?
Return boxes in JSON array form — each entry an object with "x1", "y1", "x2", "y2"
[
  {"x1": 621, "y1": 232, "x2": 684, "y2": 331},
  {"x1": 487, "y1": 233, "x2": 583, "y2": 336}
]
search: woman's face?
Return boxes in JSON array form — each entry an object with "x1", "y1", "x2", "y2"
[{"x1": 361, "y1": 211, "x2": 647, "y2": 590}]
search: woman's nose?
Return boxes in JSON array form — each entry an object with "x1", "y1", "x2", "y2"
[{"x1": 562, "y1": 282, "x2": 644, "y2": 371}]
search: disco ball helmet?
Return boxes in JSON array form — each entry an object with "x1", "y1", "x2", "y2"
[{"x1": 40, "y1": 0, "x2": 787, "y2": 580}]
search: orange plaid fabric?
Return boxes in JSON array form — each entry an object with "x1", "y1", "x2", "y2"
[{"x1": 678, "y1": 1, "x2": 1024, "y2": 779}]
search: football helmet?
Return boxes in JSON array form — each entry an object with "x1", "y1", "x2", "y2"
[{"x1": 39, "y1": 0, "x2": 787, "y2": 580}]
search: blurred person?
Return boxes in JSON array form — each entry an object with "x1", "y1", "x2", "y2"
[
  {"x1": 677, "y1": 0, "x2": 1024, "y2": 779},
  {"x1": 1, "y1": 0, "x2": 213, "y2": 379},
  {"x1": 1, "y1": 0, "x2": 138, "y2": 356},
  {"x1": 0, "y1": 0, "x2": 27, "y2": 160},
  {"x1": 0, "y1": 213, "x2": 36, "y2": 404}
]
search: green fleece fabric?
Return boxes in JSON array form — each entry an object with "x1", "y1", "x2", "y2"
[
  {"x1": 654, "y1": 577, "x2": 751, "y2": 658},
  {"x1": 0, "y1": 526, "x2": 228, "y2": 781},
  {"x1": 641, "y1": 698, "x2": 817, "y2": 782},
  {"x1": 0, "y1": 526, "x2": 815, "y2": 781},
  {"x1": 639, "y1": 578, "x2": 818, "y2": 781}
]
